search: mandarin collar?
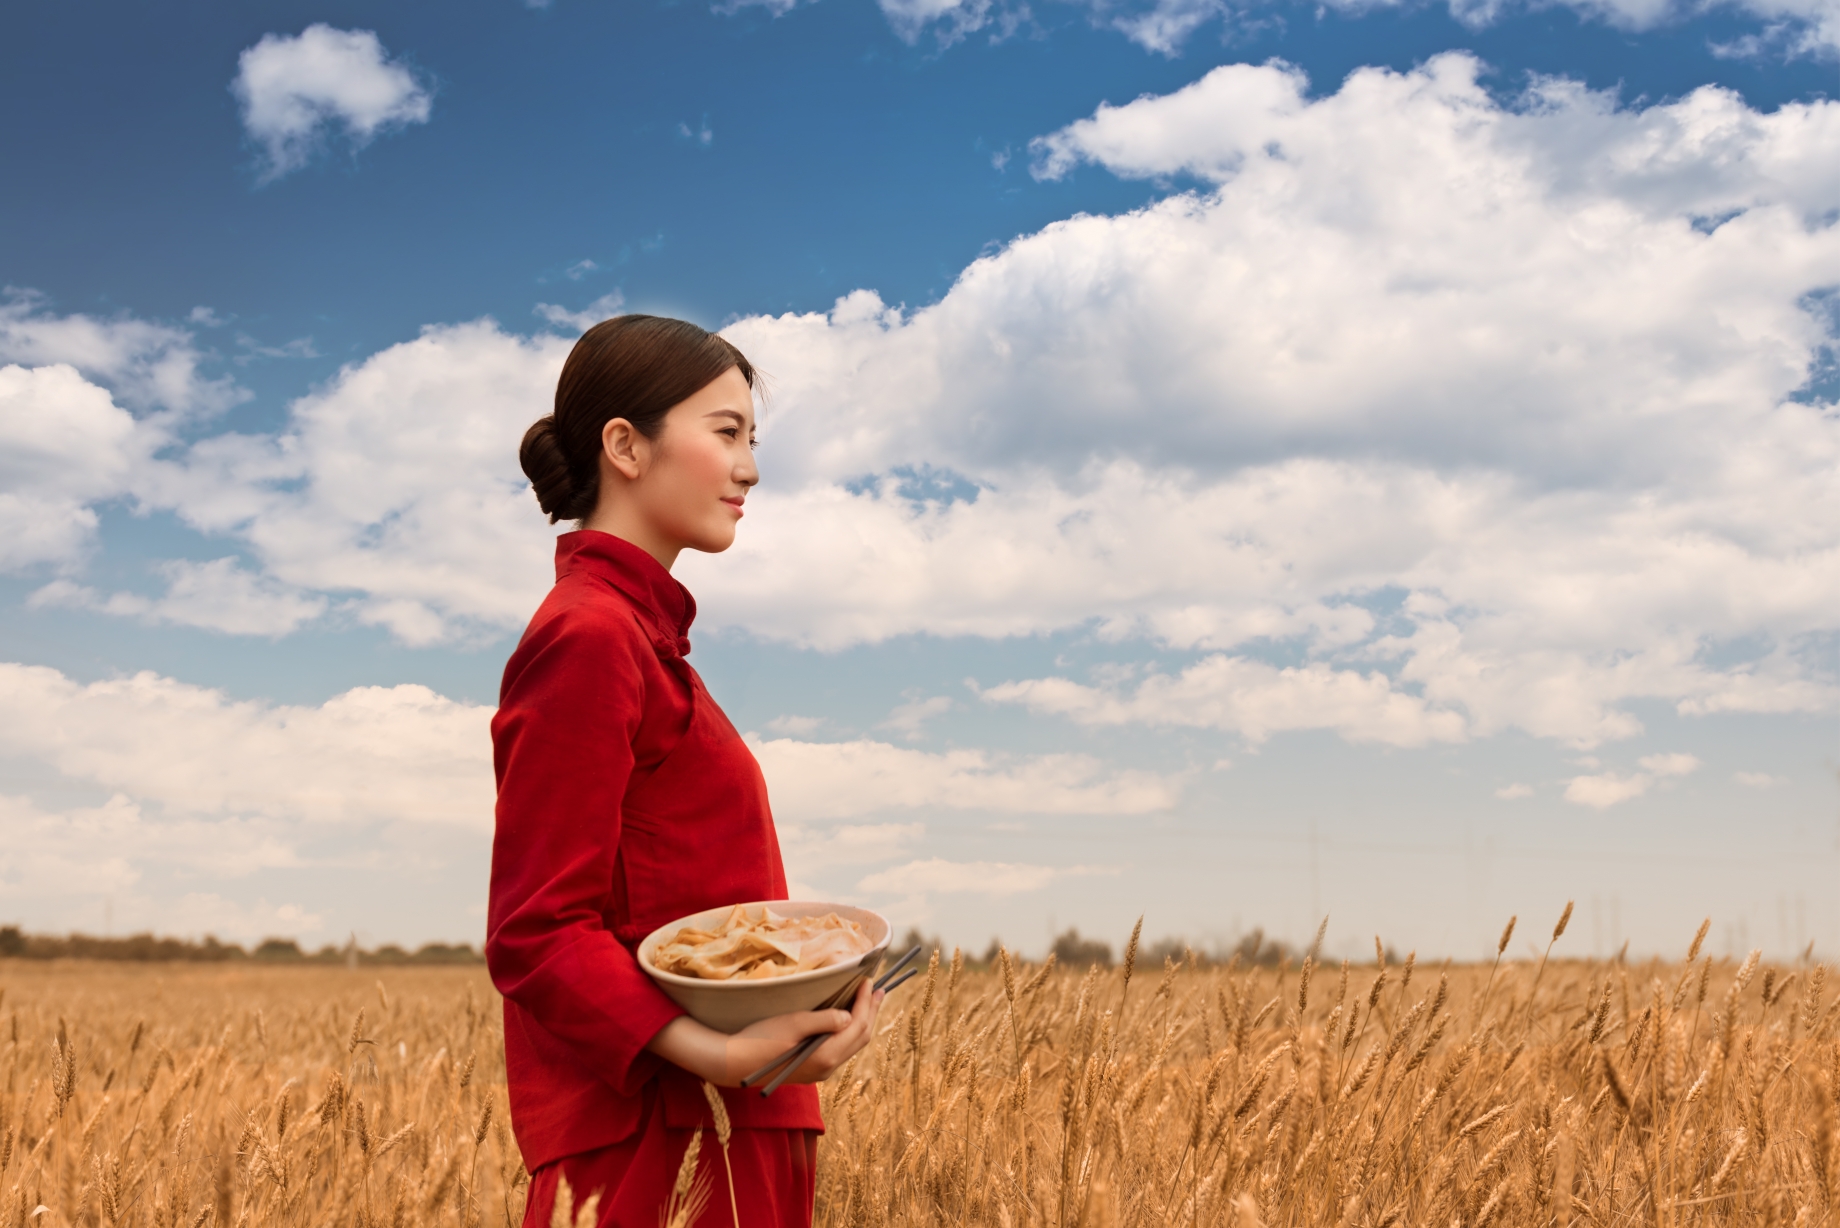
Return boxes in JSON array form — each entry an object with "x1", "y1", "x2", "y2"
[{"x1": 554, "y1": 530, "x2": 696, "y2": 652}]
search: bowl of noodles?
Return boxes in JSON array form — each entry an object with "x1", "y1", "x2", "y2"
[{"x1": 637, "y1": 900, "x2": 891, "y2": 1033}]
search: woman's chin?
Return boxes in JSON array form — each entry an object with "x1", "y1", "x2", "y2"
[{"x1": 687, "y1": 527, "x2": 738, "y2": 555}]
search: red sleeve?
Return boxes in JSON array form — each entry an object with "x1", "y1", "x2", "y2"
[{"x1": 485, "y1": 600, "x2": 686, "y2": 1097}]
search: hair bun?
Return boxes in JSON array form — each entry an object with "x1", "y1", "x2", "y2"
[{"x1": 519, "y1": 416, "x2": 582, "y2": 523}]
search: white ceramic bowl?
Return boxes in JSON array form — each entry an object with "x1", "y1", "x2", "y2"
[{"x1": 638, "y1": 900, "x2": 892, "y2": 1034}]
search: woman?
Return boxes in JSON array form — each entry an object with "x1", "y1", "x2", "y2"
[{"x1": 486, "y1": 316, "x2": 882, "y2": 1227}]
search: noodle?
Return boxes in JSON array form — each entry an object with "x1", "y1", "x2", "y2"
[{"x1": 653, "y1": 905, "x2": 875, "y2": 981}]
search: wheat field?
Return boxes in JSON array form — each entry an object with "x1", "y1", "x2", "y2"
[{"x1": 2, "y1": 912, "x2": 1837, "y2": 1226}]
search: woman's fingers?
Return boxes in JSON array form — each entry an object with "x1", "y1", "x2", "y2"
[
  {"x1": 734, "y1": 1007, "x2": 850, "y2": 1045},
  {"x1": 792, "y1": 983, "x2": 884, "y2": 1082},
  {"x1": 724, "y1": 978, "x2": 889, "y2": 1085}
]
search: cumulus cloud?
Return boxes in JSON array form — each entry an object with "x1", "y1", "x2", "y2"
[
  {"x1": 1733, "y1": 770, "x2": 1787, "y2": 787},
  {"x1": 1103, "y1": 0, "x2": 1234, "y2": 54},
  {"x1": 1495, "y1": 783, "x2": 1534, "y2": 799},
  {"x1": 0, "y1": 294, "x2": 250, "y2": 572},
  {"x1": 0, "y1": 790, "x2": 326, "y2": 940},
  {"x1": 0, "y1": 665, "x2": 478, "y2": 938},
  {"x1": 1564, "y1": 751, "x2": 1699, "y2": 807},
  {"x1": 879, "y1": 694, "x2": 954, "y2": 739},
  {"x1": 136, "y1": 321, "x2": 573, "y2": 644},
  {"x1": 982, "y1": 655, "x2": 1468, "y2": 747},
  {"x1": 699, "y1": 57, "x2": 1840, "y2": 746},
  {"x1": 768, "y1": 715, "x2": 828, "y2": 735},
  {"x1": 1, "y1": 289, "x2": 243, "y2": 417},
  {"x1": 0, "y1": 364, "x2": 145, "y2": 571},
  {"x1": 1439, "y1": 0, "x2": 1840, "y2": 55},
  {"x1": 534, "y1": 291, "x2": 626, "y2": 334},
  {"x1": 747, "y1": 735, "x2": 1180, "y2": 820},
  {"x1": 15, "y1": 56, "x2": 1840, "y2": 756},
  {"x1": 1639, "y1": 752, "x2": 1702, "y2": 777},
  {"x1": 856, "y1": 857, "x2": 1106, "y2": 896},
  {"x1": 778, "y1": 821, "x2": 927, "y2": 876},
  {"x1": 0, "y1": 662, "x2": 1167, "y2": 930},
  {"x1": 0, "y1": 793, "x2": 301, "y2": 889},
  {"x1": 232, "y1": 24, "x2": 433, "y2": 182},
  {"x1": 30, "y1": 558, "x2": 327, "y2": 636},
  {"x1": 1563, "y1": 771, "x2": 1654, "y2": 808},
  {"x1": 0, "y1": 663, "x2": 495, "y2": 828}
]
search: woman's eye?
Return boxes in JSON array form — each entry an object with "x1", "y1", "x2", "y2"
[{"x1": 721, "y1": 428, "x2": 739, "y2": 438}]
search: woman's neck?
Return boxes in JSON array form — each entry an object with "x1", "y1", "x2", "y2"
[{"x1": 579, "y1": 505, "x2": 681, "y2": 571}]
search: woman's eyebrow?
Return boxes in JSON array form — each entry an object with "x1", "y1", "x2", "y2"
[{"x1": 706, "y1": 408, "x2": 749, "y2": 426}]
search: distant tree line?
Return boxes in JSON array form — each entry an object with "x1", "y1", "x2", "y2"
[
  {"x1": 895, "y1": 925, "x2": 1299, "y2": 969},
  {"x1": 0, "y1": 927, "x2": 481, "y2": 965}
]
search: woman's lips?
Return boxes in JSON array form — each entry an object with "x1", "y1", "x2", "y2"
[{"x1": 722, "y1": 497, "x2": 745, "y2": 518}]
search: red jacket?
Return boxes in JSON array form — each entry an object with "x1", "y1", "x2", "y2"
[{"x1": 486, "y1": 530, "x2": 821, "y2": 1171}]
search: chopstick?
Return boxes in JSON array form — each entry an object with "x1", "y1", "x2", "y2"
[
  {"x1": 741, "y1": 945, "x2": 923, "y2": 1094},
  {"x1": 741, "y1": 945, "x2": 922, "y2": 1093}
]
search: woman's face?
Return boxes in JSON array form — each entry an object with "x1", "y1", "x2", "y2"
[{"x1": 620, "y1": 366, "x2": 759, "y2": 556}]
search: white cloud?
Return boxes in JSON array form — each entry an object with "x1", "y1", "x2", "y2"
[
  {"x1": 0, "y1": 290, "x2": 243, "y2": 417},
  {"x1": 1564, "y1": 771, "x2": 1656, "y2": 808},
  {"x1": 0, "y1": 662, "x2": 1167, "y2": 933},
  {"x1": 1733, "y1": 770, "x2": 1787, "y2": 788},
  {"x1": 1442, "y1": 0, "x2": 1840, "y2": 55},
  {"x1": 876, "y1": 0, "x2": 1001, "y2": 43},
  {"x1": 0, "y1": 792, "x2": 301, "y2": 890},
  {"x1": 879, "y1": 694, "x2": 954, "y2": 739},
  {"x1": 15, "y1": 56, "x2": 1840, "y2": 757},
  {"x1": 779, "y1": 821, "x2": 926, "y2": 874},
  {"x1": 31, "y1": 558, "x2": 327, "y2": 636},
  {"x1": 1638, "y1": 752, "x2": 1701, "y2": 777},
  {"x1": 1564, "y1": 751, "x2": 1698, "y2": 807},
  {"x1": 534, "y1": 291, "x2": 627, "y2": 334},
  {"x1": 137, "y1": 320, "x2": 573, "y2": 644},
  {"x1": 856, "y1": 857, "x2": 1106, "y2": 896},
  {"x1": 232, "y1": 24, "x2": 434, "y2": 182},
  {"x1": 0, "y1": 663, "x2": 494, "y2": 828},
  {"x1": 0, "y1": 294, "x2": 254, "y2": 573},
  {"x1": 1494, "y1": 783, "x2": 1534, "y2": 799},
  {"x1": 0, "y1": 364, "x2": 145, "y2": 571},
  {"x1": 982, "y1": 655, "x2": 1468, "y2": 747},
  {"x1": 0, "y1": 792, "x2": 335, "y2": 941},
  {"x1": 696, "y1": 57, "x2": 1840, "y2": 745},
  {"x1": 747, "y1": 735, "x2": 1180, "y2": 820},
  {"x1": 1105, "y1": 0, "x2": 1232, "y2": 54},
  {"x1": 874, "y1": 0, "x2": 1840, "y2": 57},
  {"x1": 767, "y1": 714, "x2": 827, "y2": 736}
]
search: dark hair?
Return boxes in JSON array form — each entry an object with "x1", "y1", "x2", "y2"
[{"x1": 519, "y1": 314, "x2": 756, "y2": 523}]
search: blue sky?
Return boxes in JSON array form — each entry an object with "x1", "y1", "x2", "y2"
[{"x1": 4, "y1": 0, "x2": 1840, "y2": 962}]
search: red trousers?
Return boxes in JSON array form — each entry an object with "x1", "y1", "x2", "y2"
[{"x1": 522, "y1": 1094, "x2": 818, "y2": 1228}]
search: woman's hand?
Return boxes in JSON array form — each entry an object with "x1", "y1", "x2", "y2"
[{"x1": 645, "y1": 977, "x2": 884, "y2": 1088}]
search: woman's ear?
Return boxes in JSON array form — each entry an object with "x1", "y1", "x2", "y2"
[{"x1": 601, "y1": 417, "x2": 649, "y2": 480}]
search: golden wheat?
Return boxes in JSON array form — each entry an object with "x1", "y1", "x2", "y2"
[
  {"x1": 0, "y1": 963, "x2": 518, "y2": 1227},
  {"x1": 3, "y1": 910, "x2": 1838, "y2": 1227}
]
